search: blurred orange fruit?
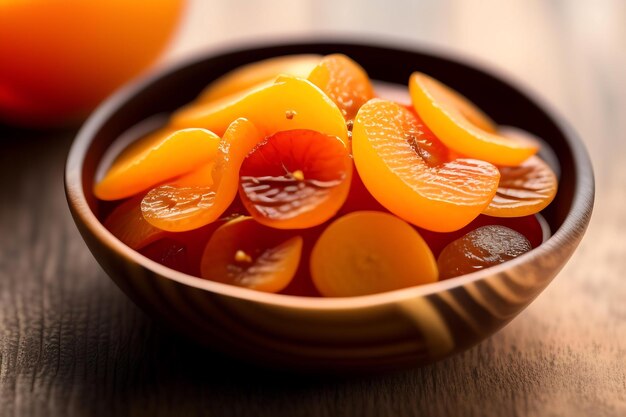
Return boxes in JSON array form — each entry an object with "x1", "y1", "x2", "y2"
[{"x1": 0, "y1": 0, "x2": 183, "y2": 126}]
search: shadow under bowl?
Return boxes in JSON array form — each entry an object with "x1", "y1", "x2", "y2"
[{"x1": 65, "y1": 40, "x2": 594, "y2": 373}]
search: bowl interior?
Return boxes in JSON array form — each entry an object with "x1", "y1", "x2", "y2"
[{"x1": 74, "y1": 41, "x2": 590, "y2": 297}]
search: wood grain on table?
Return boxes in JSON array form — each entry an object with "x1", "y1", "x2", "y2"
[{"x1": 1, "y1": 0, "x2": 624, "y2": 416}]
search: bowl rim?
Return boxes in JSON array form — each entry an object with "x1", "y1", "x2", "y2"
[{"x1": 65, "y1": 37, "x2": 595, "y2": 310}]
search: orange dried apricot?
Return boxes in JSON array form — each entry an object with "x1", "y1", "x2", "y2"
[
  {"x1": 409, "y1": 72, "x2": 538, "y2": 166},
  {"x1": 310, "y1": 211, "x2": 438, "y2": 297},
  {"x1": 141, "y1": 118, "x2": 263, "y2": 232},
  {"x1": 437, "y1": 225, "x2": 532, "y2": 279},
  {"x1": 94, "y1": 128, "x2": 220, "y2": 200},
  {"x1": 107, "y1": 198, "x2": 245, "y2": 273},
  {"x1": 170, "y1": 75, "x2": 348, "y2": 144},
  {"x1": 308, "y1": 54, "x2": 374, "y2": 121},
  {"x1": 352, "y1": 99, "x2": 500, "y2": 232},
  {"x1": 196, "y1": 54, "x2": 321, "y2": 104},
  {"x1": 483, "y1": 129, "x2": 557, "y2": 217},
  {"x1": 239, "y1": 129, "x2": 352, "y2": 229},
  {"x1": 485, "y1": 156, "x2": 557, "y2": 217},
  {"x1": 200, "y1": 217, "x2": 303, "y2": 293}
]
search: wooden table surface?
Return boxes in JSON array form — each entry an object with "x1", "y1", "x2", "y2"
[{"x1": 1, "y1": 1, "x2": 624, "y2": 416}]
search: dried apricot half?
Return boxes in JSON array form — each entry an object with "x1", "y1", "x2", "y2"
[
  {"x1": 95, "y1": 128, "x2": 220, "y2": 201},
  {"x1": 308, "y1": 54, "x2": 374, "y2": 121},
  {"x1": 437, "y1": 225, "x2": 532, "y2": 279},
  {"x1": 352, "y1": 99, "x2": 500, "y2": 232},
  {"x1": 409, "y1": 72, "x2": 538, "y2": 166},
  {"x1": 310, "y1": 211, "x2": 438, "y2": 297},
  {"x1": 141, "y1": 118, "x2": 263, "y2": 232},
  {"x1": 200, "y1": 217, "x2": 303, "y2": 293},
  {"x1": 239, "y1": 129, "x2": 352, "y2": 229},
  {"x1": 196, "y1": 54, "x2": 322, "y2": 103},
  {"x1": 484, "y1": 129, "x2": 558, "y2": 217},
  {"x1": 170, "y1": 75, "x2": 348, "y2": 144},
  {"x1": 417, "y1": 213, "x2": 546, "y2": 259}
]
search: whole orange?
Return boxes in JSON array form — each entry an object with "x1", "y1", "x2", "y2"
[{"x1": 0, "y1": 0, "x2": 184, "y2": 127}]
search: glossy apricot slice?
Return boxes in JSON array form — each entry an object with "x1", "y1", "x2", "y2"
[
  {"x1": 310, "y1": 211, "x2": 438, "y2": 297},
  {"x1": 141, "y1": 118, "x2": 263, "y2": 232},
  {"x1": 239, "y1": 129, "x2": 352, "y2": 229},
  {"x1": 103, "y1": 196, "x2": 165, "y2": 249},
  {"x1": 170, "y1": 76, "x2": 348, "y2": 144},
  {"x1": 95, "y1": 128, "x2": 221, "y2": 200},
  {"x1": 484, "y1": 130, "x2": 558, "y2": 217},
  {"x1": 200, "y1": 217, "x2": 303, "y2": 293},
  {"x1": 308, "y1": 54, "x2": 374, "y2": 121},
  {"x1": 417, "y1": 214, "x2": 546, "y2": 258},
  {"x1": 409, "y1": 72, "x2": 539, "y2": 166},
  {"x1": 196, "y1": 54, "x2": 322, "y2": 103},
  {"x1": 352, "y1": 99, "x2": 500, "y2": 232},
  {"x1": 437, "y1": 225, "x2": 532, "y2": 279}
]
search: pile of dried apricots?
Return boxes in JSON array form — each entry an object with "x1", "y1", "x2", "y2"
[{"x1": 95, "y1": 54, "x2": 557, "y2": 297}]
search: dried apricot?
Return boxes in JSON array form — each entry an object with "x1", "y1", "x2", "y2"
[
  {"x1": 95, "y1": 128, "x2": 220, "y2": 200},
  {"x1": 141, "y1": 118, "x2": 263, "y2": 232},
  {"x1": 171, "y1": 76, "x2": 348, "y2": 144},
  {"x1": 196, "y1": 54, "x2": 321, "y2": 103},
  {"x1": 484, "y1": 129, "x2": 557, "y2": 217},
  {"x1": 352, "y1": 99, "x2": 500, "y2": 232},
  {"x1": 239, "y1": 129, "x2": 352, "y2": 229},
  {"x1": 437, "y1": 225, "x2": 532, "y2": 279},
  {"x1": 310, "y1": 211, "x2": 438, "y2": 297},
  {"x1": 200, "y1": 217, "x2": 302, "y2": 293},
  {"x1": 417, "y1": 214, "x2": 546, "y2": 258},
  {"x1": 308, "y1": 54, "x2": 374, "y2": 121},
  {"x1": 409, "y1": 72, "x2": 538, "y2": 166}
]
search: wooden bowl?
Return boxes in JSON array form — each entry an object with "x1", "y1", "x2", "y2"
[{"x1": 65, "y1": 40, "x2": 594, "y2": 372}]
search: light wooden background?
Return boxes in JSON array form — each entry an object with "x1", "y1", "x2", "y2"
[{"x1": 1, "y1": 0, "x2": 624, "y2": 416}]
